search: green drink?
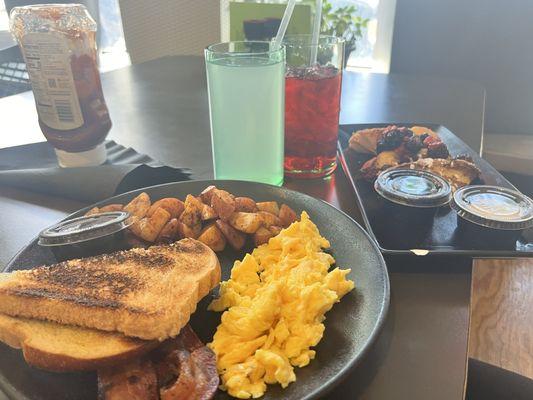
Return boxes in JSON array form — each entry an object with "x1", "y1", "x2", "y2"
[{"x1": 205, "y1": 42, "x2": 285, "y2": 186}]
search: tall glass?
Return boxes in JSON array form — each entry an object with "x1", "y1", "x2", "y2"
[
  {"x1": 205, "y1": 41, "x2": 285, "y2": 186},
  {"x1": 284, "y1": 35, "x2": 344, "y2": 178}
]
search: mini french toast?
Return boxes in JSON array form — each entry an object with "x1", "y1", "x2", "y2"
[{"x1": 349, "y1": 125, "x2": 480, "y2": 189}]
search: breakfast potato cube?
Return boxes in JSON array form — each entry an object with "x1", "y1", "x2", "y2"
[
  {"x1": 198, "y1": 223, "x2": 226, "y2": 252},
  {"x1": 279, "y1": 204, "x2": 298, "y2": 227},
  {"x1": 210, "y1": 189, "x2": 236, "y2": 221},
  {"x1": 228, "y1": 212, "x2": 263, "y2": 233},
  {"x1": 216, "y1": 220, "x2": 246, "y2": 250},
  {"x1": 256, "y1": 201, "x2": 280, "y2": 216},
  {"x1": 147, "y1": 198, "x2": 184, "y2": 219},
  {"x1": 156, "y1": 218, "x2": 179, "y2": 244},
  {"x1": 179, "y1": 195, "x2": 203, "y2": 227},
  {"x1": 85, "y1": 207, "x2": 100, "y2": 216},
  {"x1": 177, "y1": 220, "x2": 201, "y2": 239},
  {"x1": 100, "y1": 204, "x2": 124, "y2": 213},
  {"x1": 258, "y1": 211, "x2": 282, "y2": 228},
  {"x1": 130, "y1": 207, "x2": 171, "y2": 242},
  {"x1": 124, "y1": 230, "x2": 150, "y2": 249},
  {"x1": 269, "y1": 225, "x2": 282, "y2": 236},
  {"x1": 124, "y1": 192, "x2": 151, "y2": 219},
  {"x1": 86, "y1": 203, "x2": 124, "y2": 216},
  {"x1": 253, "y1": 227, "x2": 275, "y2": 246},
  {"x1": 201, "y1": 204, "x2": 218, "y2": 221},
  {"x1": 235, "y1": 197, "x2": 257, "y2": 212},
  {"x1": 200, "y1": 185, "x2": 217, "y2": 204}
]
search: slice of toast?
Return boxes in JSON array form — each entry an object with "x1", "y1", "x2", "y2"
[
  {"x1": 0, "y1": 239, "x2": 221, "y2": 341},
  {"x1": 398, "y1": 158, "x2": 481, "y2": 191},
  {"x1": 410, "y1": 126, "x2": 439, "y2": 138},
  {"x1": 349, "y1": 127, "x2": 385, "y2": 154},
  {"x1": 0, "y1": 313, "x2": 155, "y2": 372}
]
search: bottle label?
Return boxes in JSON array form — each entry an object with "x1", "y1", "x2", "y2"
[{"x1": 21, "y1": 33, "x2": 84, "y2": 130}]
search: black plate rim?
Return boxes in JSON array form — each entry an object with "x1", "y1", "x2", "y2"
[
  {"x1": 2, "y1": 179, "x2": 390, "y2": 400},
  {"x1": 338, "y1": 123, "x2": 533, "y2": 257}
]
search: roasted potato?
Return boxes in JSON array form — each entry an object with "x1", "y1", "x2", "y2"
[
  {"x1": 258, "y1": 211, "x2": 282, "y2": 228},
  {"x1": 201, "y1": 204, "x2": 218, "y2": 221},
  {"x1": 200, "y1": 185, "x2": 217, "y2": 204},
  {"x1": 129, "y1": 207, "x2": 171, "y2": 242},
  {"x1": 228, "y1": 212, "x2": 263, "y2": 233},
  {"x1": 100, "y1": 204, "x2": 124, "y2": 213},
  {"x1": 253, "y1": 226, "x2": 275, "y2": 246},
  {"x1": 124, "y1": 192, "x2": 151, "y2": 219},
  {"x1": 198, "y1": 223, "x2": 227, "y2": 252},
  {"x1": 86, "y1": 203, "x2": 123, "y2": 216},
  {"x1": 216, "y1": 220, "x2": 246, "y2": 250},
  {"x1": 147, "y1": 198, "x2": 184, "y2": 219},
  {"x1": 210, "y1": 189, "x2": 236, "y2": 221},
  {"x1": 176, "y1": 220, "x2": 201, "y2": 239},
  {"x1": 124, "y1": 230, "x2": 150, "y2": 249},
  {"x1": 235, "y1": 197, "x2": 257, "y2": 212},
  {"x1": 256, "y1": 201, "x2": 280, "y2": 216},
  {"x1": 279, "y1": 204, "x2": 298, "y2": 227},
  {"x1": 269, "y1": 225, "x2": 282, "y2": 236},
  {"x1": 85, "y1": 207, "x2": 100, "y2": 216},
  {"x1": 179, "y1": 194, "x2": 203, "y2": 227},
  {"x1": 156, "y1": 218, "x2": 179, "y2": 243}
]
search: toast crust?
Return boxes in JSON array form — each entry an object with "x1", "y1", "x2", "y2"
[
  {"x1": 0, "y1": 239, "x2": 221, "y2": 340},
  {"x1": 0, "y1": 314, "x2": 156, "y2": 372}
]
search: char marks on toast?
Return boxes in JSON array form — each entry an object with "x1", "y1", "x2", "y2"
[{"x1": 0, "y1": 239, "x2": 221, "y2": 340}]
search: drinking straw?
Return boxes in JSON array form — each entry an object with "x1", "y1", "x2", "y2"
[
  {"x1": 273, "y1": 0, "x2": 297, "y2": 50},
  {"x1": 310, "y1": 0, "x2": 323, "y2": 65}
]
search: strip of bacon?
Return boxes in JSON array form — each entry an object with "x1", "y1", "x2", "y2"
[
  {"x1": 98, "y1": 358, "x2": 158, "y2": 400},
  {"x1": 98, "y1": 325, "x2": 218, "y2": 400}
]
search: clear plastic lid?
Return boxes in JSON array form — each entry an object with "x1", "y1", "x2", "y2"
[
  {"x1": 38, "y1": 211, "x2": 132, "y2": 246},
  {"x1": 375, "y1": 168, "x2": 452, "y2": 208},
  {"x1": 451, "y1": 185, "x2": 533, "y2": 230}
]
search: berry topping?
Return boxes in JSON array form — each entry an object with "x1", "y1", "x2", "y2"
[{"x1": 376, "y1": 126, "x2": 414, "y2": 153}]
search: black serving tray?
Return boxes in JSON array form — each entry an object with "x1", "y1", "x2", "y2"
[{"x1": 338, "y1": 123, "x2": 533, "y2": 256}]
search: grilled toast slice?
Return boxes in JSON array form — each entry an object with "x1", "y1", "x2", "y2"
[
  {"x1": 349, "y1": 127, "x2": 385, "y2": 154},
  {"x1": 398, "y1": 158, "x2": 481, "y2": 191},
  {"x1": 0, "y1": 239, "x2": 221, "y2": 340},
  {"x1": 0, "y1": 313, "x2": 155, "y2": 372}
]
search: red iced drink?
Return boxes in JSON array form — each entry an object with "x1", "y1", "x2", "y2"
[{"x1": 284, "y1": 65, "x2": 342, "y2": 178}]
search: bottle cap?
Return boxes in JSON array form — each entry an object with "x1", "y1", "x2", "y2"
[
  {"x1": 451, "y1": 185, "x2": 533, "y2": 230},
  {"x1": 55, "y1": 143, "x2": 107, "y2": 168},
  {"x1": 38, "y1": 211, "x2": 132, "y2": 246},
  {"x1": 375, "y1": 168, "x2": 452, "y2": 208}
]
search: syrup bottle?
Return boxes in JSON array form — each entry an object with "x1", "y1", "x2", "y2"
[{"x1": 11, "y1": 4, "x2": 112, "y2": 167}]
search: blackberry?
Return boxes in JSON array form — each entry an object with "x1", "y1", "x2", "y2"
[
  {"x1": 427, "y1": 143, "x2": 450, "y2": 159},
  {"x1": 405, "y1": 135, "x2": 423, "y2": 154},
  {"x1": 376, "y1": 126, "x2": 414, "y2": 153},
  {"x1": 376, "y1": 139, "x2": 393, "y2": 153}
]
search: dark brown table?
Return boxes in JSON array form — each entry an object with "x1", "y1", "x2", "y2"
[{"x1": 0, "y1": 56, "x2": 484, "y2": 400}]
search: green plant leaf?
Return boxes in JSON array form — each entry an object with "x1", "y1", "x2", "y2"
[{"x1": 320, "y1": 0, "x2": 368, "y2": 42}]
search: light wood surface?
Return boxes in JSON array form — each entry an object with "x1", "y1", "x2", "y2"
[{"x1": 469, "y1": 258, "x2": 533, "y2": 379}]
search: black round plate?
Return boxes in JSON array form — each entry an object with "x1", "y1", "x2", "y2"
[{"x1": 0, "y1": 180, "x2": 389, "y2": 400}]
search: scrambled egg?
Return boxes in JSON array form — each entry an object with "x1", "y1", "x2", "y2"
[{"x1": 208, "y1": 212, "x2": 354, "y2": 398}]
